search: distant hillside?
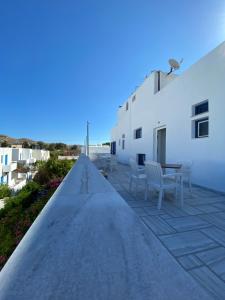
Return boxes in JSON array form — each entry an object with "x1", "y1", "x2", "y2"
[
  {"x1": 0, "y1": 134, "x2": 36, "y2": 145},
  {"x1": 0, "y1": 134, "x2": 81, "y2": 155}
]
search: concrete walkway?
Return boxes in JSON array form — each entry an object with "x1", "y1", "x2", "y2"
[
  {"x1": 106, "y1": 162, "x2": 225, "y2": 300},
  {"x1": 0, "y1": 156, "x2": 213, "y2": 299}
]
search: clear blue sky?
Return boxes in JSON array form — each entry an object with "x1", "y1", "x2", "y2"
[{"x1": 0, "y1": 0, "x2": 224, "y2": 145}]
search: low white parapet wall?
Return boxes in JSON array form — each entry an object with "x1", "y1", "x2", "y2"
[{"x1": 0, "y1": 154, "x2": 211, "y2": 300}]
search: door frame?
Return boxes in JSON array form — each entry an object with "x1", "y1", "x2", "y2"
[{"x1": 153, "y1": 125, "x2": 166, "y2": 163}]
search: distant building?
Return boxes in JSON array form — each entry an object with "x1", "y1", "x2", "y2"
[
  {"x1": 32, "y1": 149, "x2": 50, "y2": 161},
  {"x1": 81, "y1": 144, "x2": 110, "y2": 159},
  {"x1": 12, "y1": 148, "x2": 36, "y2": 165},
  {"x1": 0, "y1": 148, "x2": 17, "y2": 187},
  {"x1": 111, "y1": 41, "x2": 225, "y2": 192},
  {"x1": 0, "y1": 147, "x2": 50, "y2": 193}
]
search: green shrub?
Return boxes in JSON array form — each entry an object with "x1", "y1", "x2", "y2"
[
  {"x1": 0, "y1": 185, "x2": 11, "y2": 199},
  {"x1": 0, "y1": 181, "x2": 40, "y2": 218},
  {"x1": 34, "y1": 158, "x2": 75, "y2": 185}
]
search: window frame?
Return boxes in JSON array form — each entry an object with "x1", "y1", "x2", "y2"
[
  {"x1": 192, "y1": 100, "x2": 208, "y2": 116},
  {"x1": 134, "y1": 127, "x2": 142, "y2": 139},
  {"x1": 194, "y1": 117, "x2": 209, "y2": 138}
]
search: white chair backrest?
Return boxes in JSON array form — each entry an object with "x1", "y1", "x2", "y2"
[
  {"x1": 145, "y1": 161, "x2": 162, "y2": 185},
  {"x1": 177, "y1": 161, "x2": 192, "y2": 173},
  {"x1": 129, "y1": 158, "x2": 139, "y2": 176}
]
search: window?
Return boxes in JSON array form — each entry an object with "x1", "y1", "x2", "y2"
[
  {"x1": 193, "y1": 100, "x2": 208, "y2": 116},
  {"x1": 122, "y1": 140, "x2": 125, "y2": 150},
  {"x1": 126, "y1": 102, "x2": 129, "y2": 111},
  {"x1": 195, "y1": 117, "x2": 209, "y2": 138},
  {"x1": 132, "y1": 95, "x2": 136, "y2": 102},
  {"x1": 137, "y1": 154, "x2": 146, "y2": 165},
  {"x1": 134, "y1": 128, "x2": 142, "y2": 139},
  {"x1": 122, "y1": 134, "x2": 125, "y2": 138}
]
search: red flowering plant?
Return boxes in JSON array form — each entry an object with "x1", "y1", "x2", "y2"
[{"x1": 47, "y1": 178, "x2": 62, "y2": 190}]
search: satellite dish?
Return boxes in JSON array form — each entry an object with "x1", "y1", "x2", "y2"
[{"x1": 167, "y1": 58, "x2": 183, "y2": 75}]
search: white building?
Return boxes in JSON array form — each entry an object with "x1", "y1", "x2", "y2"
[
  {"x1": 0, "y1": 148, "x2": 50, "y2": 192},
  {"x1": 32, "y1": 149, "x2": 50, "y2": 161},
  {"x1": 111, "y1": 41, "x2": 225, "y2": 193},
  {"x1": 0, "y1": 148, "x2": 17, "y2": 187},
  {"x1": 81, "y1": 145, "x2": 110, "y2": 159},
  {"x1": 12, "y1": 148, "x2": 36, "y2": 165}
]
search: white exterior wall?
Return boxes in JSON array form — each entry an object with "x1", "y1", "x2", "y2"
[
  {"x1": 111, "y1": 41, "x2": 225, "y2": 192},
  {"x1": 32, "y1": 149, "x2": 50, "y2": 161},
  {"x1": 0, "y1": 148, "x2": 15, "y2": 186}
]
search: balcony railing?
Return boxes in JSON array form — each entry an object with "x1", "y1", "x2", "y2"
[
  {"x1": 2, "y1": 162, "x2": 17, "y2": 173},
  {"x1": 0, "y1": 154, "x2": 210, "y2": 299}
]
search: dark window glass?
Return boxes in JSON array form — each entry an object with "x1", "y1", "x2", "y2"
[
  {"x1": 137, "y1": 154, "x2": 146, "y2": 165},
  {"x1": 195, "y1": 118, "x2": 208, "y2": 138},
  {"x1": 135, "y1": 128, "x2": 142, "y2": 139},
  {"x1": 195, "y1": 101, "x2": 208, "y2": 115},
  {"x1": 122, "y1": 140, "x2": 125, "y2": 150},
  {"x1": 126, "y1": 102, "x2": 129, "y2": 111},
  {"x1": 110, "y1": 141, "x2": 116, "y2": 154}
]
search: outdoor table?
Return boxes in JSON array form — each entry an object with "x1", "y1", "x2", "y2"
[{"x1": 161, "y1": 163, "x2": 182, "y2": 170}]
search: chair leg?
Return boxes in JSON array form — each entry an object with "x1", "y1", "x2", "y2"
[
  {"x1": 189, "y1": 175, "x2": 192, "y2": 194},
  {"x1": 157, "y1": 189, "x2": 163, "y2": 210}
]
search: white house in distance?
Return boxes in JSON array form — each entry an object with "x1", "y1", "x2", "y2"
[
  {"x1": 111, "y1": 41, "x2": 225, "y2": 193},
  {"x1": 32, "y1": 149, "x2": 50, "y2": 161},
  {"x1": 12, "y1": 148, "x2": 36, "y2": 165},
  {"x1": 0, "y1": 148, "x2": 17, "y2": 187},
  {"x1": 0, "y1": 148, "x2": 50, "y2": 192},
  {"x1": 81, "y1": 144, "x2": 110, "y2": 159}
]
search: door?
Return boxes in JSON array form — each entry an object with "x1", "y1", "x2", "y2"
[
  {"x1": 110, "y1": 141, "x2": 116, "y2": 155},
  {"x1": 157, "y1": 128, "x2": 166, "y2": 164}
]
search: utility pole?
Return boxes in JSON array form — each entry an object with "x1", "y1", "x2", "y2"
[{"x1": 86, "y1": 121, "x2": 89, "y2": 157}]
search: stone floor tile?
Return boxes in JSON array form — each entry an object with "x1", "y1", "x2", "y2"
[
  {"x1": 201, "y1": 227, "x2": 225, "y2": 247},
  {"x1": 165, "y1": 216, "x2": 211, "y2": 232},
  {"x1": 180, "y1": 205, "x2": 202, "y2": 215},
  {"x1": 160, "y1": 231, "x2": 218, "y2": 256},
  {"x1": 196, "y1": 247, "x2": 225, "y2": 280},
  {"x1": 163, "y1": 204, "x2": 189, "y2": 217},
  {"x1": 132, "y1": 207, "x2": 148, "y2": 217},
  {"x1": 190, "y1": 266, "x2": 225, "y2": 299},
  {"x1": 213, "y1": 202, "x2": 225, "y2": 211},
  {"x1": 200, "y1": 212, "x2": 225, "y2": 230},
  {"x1": 143, "y1": 206, "x2": 165, "y2": 216},
  {"x1": 141, "y1": 216, "x2": 176, "y2": 235},
  {"x1": 177, "y1": 254, "x2": 203, "y2": 270},
  {"x1": 197, "y1": 205, "x2": 221, "y2": 213}
]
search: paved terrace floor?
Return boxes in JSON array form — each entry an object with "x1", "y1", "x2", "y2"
[
  {"x1": 103, "y1": 162, "x2": 225, "y2": 299},
  {"x1": 0, "y1": 155, "x2": 215, "y2": 300}
]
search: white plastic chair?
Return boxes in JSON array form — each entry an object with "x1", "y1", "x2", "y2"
[
  {"x1": 129, "y1": 158, "x2": 146, "y2": 194},
  {"x1": 145, "y1": 161, "x2": 183, "y2": 209},
  {"x1": 177, "y1": 161, "x2": 192, "y2": 193},
  {"x1": 108, "y1": 155, "x2": 117, "y2": 172}
]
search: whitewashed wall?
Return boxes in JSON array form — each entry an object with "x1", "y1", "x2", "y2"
[{"x1": 111, "y1": 41, "x2": 225, "y2": 192}]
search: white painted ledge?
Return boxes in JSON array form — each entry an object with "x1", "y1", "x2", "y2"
[{"x1": 0, "y1": 155, "x2": 212, "y2": 299}]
